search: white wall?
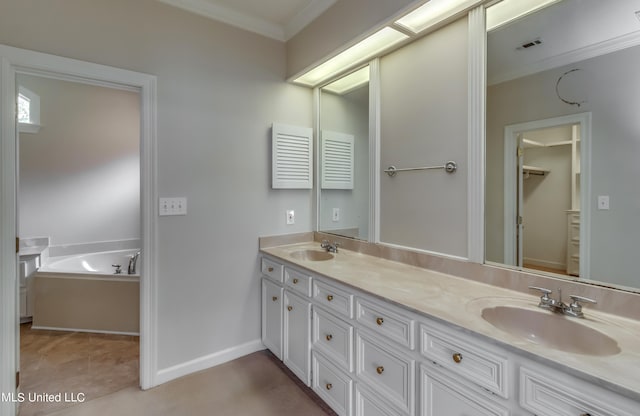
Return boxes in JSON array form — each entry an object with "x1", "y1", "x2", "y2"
[
  {"x1": 18, "y1": 74, "x2": 140, "y2": 247},
  {"x1": 319, "y1": 87, "x2": 369, "y2": 238},
  {"x1": 486, "y1": 45, "x2": 640, "y2": 288},
  {"x1": 0, "y1": 0, "x2": 313, "y2": 372},
  {"x1": 379, "y1": 17, "x2": 468, "y2": 257}
]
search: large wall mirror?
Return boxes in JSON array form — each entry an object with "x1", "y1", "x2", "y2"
[
  {"x1": 318, "y1": 66, "x2": 370, "y2": 240},
  {"x1": 485, "y1": 0, "x2": 640, "y2": 292}
]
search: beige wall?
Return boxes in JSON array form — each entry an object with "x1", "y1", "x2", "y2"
[
  {"x1": 379, "y1": 17, "x2": 469, "y2": 257},
  {"x1": 19, "y1": 74, "x2": 140, "y2": 247},
  {"x1": 1, "y1": 0, "x2": 313, "y2": 371}
]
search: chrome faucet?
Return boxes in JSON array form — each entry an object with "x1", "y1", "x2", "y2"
[
  {"x1": 529, "y1": 286, "x2": 596, "y2": 318},
  {"x1": 320, "y1": 240, "x2": 340, "y2": 253},
  {"x1": 128, "y1": 251, "x2": 141, "y2": 274}
]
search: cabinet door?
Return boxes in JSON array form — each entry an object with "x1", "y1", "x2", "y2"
[
  {"x1": 420, "y1": 364, "x2": 509, "y2": 416},
  {"x1": 284, "y1": 290, "x2": 311, "y2": 386},
  {"x1": 262, "y1": 278, "x2": 283, "y2": 359}
]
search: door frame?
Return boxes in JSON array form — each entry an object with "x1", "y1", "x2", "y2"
[
  {"x1": 502, "y1": 112, "x2": 591, "y2": 277},
  {"x1": 0, "y1": 44, "x2": 159, "y2": 416}
]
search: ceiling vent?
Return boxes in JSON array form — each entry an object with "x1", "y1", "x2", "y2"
[{"x1": 517, "y1": 38, "x2": 543, "y2": 50}]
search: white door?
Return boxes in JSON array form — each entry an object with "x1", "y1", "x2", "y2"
[
  {"x1": 261, "y1": 278, "x2": 283, "y2": 359},
  {"x1": 283, "y1": 290, "x2": 311, "y2": 386}
]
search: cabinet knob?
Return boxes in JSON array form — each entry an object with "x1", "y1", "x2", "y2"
[
  {"x1": 452, "y1": 353, "x2": 463, "y2": 363},
  {"x1": 287, "y1": 305, "x2": 293, "y2": 311},
  {"x1": 267, "y1": 267, "x2": 274, "y2": 272},
  {"x1": 326, "y1": 334, "x2": 333, "y2": 341},
  {"x1": 326, "y1": 383, "x2": 332, "y2": 390},
  {"x1": 272, "y1": 296, "x2": 278, "y2": 302},
  {"x1": 293, "y1": 278, "x2": 299, "y2": 284},
  {"x1": 327, "y1": 295, "x2": 334, "y2": 301},
  {"x1": 376, "y1": 366, "x2": 384, "y2": 375},
  {"x1": 376, "y1": 317, "x2": 384, "y2": 326}
]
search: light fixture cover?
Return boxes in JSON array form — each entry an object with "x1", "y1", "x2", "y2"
[
  {"x1": 395, "y1": 0, "x2": 478, "y2": 34},
  {"x1": 322, "y1": 66, "x2": 370, "y2": 95},
  {"x1": 486, "y1": 0, "x2": 562, "y2": 32},
  {"x1": 294, "y1": 27, "x2": 407, "y2": 87}
]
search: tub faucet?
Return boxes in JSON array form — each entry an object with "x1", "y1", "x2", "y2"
[{"x1": 128, "y1": 251, "x2": 141, "y2": 274}]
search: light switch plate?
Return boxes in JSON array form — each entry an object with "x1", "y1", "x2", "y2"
[
  {"x1": 597, "y1": 195, "x2": 609, "y2": 210},
  {"x1": 159, "y1": 197, "x2": 187, "y2": 216},
  {"x1": 286, "y1": 210, "x2": 295, "y2": 225},
  {"x1": 332, "y1": 208, "x2": 340, "y2": 222}
]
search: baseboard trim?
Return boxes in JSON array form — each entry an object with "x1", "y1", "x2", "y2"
[
  {"x1": 156, "y1": 339, "x2": 265, "y2": 385},
  {"x1": 523, "y1": 257, "x2": 565, "y2": 271},
  {"x1": 30, "y1": 325, "x2": 139, "y2": 336}
]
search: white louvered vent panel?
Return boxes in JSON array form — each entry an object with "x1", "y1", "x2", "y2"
[
  {"x1": 272, "y1": 123, "x2": 313, "y2": 189},
  {"x1": 322, "y1": 131, "x2": 354, "y2": 189}
]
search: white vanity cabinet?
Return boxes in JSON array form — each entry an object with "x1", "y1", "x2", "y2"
[{"x1": 260, "y1": 254, "x2": 640, "y2": 416}]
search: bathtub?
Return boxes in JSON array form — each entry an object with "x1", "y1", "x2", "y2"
[
  {"x1": 32, "y1": 249, "x2": 140, "y2": 335},
  {"x1": 39, "y1": 248, "x2": 140, "y2": 276}
]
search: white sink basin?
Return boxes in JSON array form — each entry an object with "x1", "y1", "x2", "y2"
[
  {"x1": 481, "y1": 306, "x2": 620, "y2": 356},
  {"x1": 290, "y1": 249, "x2": 334, "y2": 262}
]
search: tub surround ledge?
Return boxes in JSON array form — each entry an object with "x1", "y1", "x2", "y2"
[{"x1": 259, "y1": 235, "x2": 640, "y2": 402}]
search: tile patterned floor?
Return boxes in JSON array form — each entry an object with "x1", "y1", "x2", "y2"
[
  {"x1": 19, "y1": 324, "x2": 335, "y2": 416},
  {"x1": 19, "y1": 324, "x2": 139, "y2": 416}
]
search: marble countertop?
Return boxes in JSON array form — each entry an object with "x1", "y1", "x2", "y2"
[{"x1": 261, "y1": 242, "x2": 640, "y2": 402}]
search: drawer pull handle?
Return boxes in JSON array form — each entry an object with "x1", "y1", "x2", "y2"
[
  {"x1": 272, "y1": 296, "x2": 278, "y2": 302},
  {"x1": 580, "y1": 414, "x2": 591, "y2": 416},
  {"x1": 327, "y1": 295, "x2": 334, "y2": 301},
  {"x1": 293, "y1": 278, "x2": 299, "y2": 284},
  {"x1": 452, "y1": 353, "x2": 463, "y2": 363},
  {"x1": 376, "y1": 366, "x2": 384, "y2": 375},
  {"x1": 326, "y1": 334, "x2": 333, "y2": 341},
  {"x1": 287, "y1": 306, "x2": 293, "y2": 311},
  {"x1": 376, "y1": 317, "x2": 384, "y2": 326},
  {"x1": 326, "y1": 383, "x2": 332, "y2": 390},
  {"x1": 267, "y1": 267, "x2": 274, "y2": 272}
]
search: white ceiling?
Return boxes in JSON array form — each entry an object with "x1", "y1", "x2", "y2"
[
  {"x1": 157, "y1": 0, "x2": 337, "y2": 41},
  {"x1": 488, "y1": 0, "x2": 640, "y2": 85}
]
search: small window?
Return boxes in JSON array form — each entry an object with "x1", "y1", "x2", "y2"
[{"x1": 18, "y1": 86, "x2": 40, "y2": 134}]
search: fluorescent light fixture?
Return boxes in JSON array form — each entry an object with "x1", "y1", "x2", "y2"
[
  {"x1": 486, "y1": 0, "x2": 562, "y2": 32},
  {"x1": 294, "y1": 27, "x2": 408, "y2": 87},
  {"x1": 322, "y1": 66, "x2": 370, "y2": 95},
  {"x1": 395, "y1": 0, "x2": 478, "y2": 34}
]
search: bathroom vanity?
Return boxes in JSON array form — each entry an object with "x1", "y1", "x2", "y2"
[{"x1": 260, "y1": 241, "x2": 640, "y2": 416}]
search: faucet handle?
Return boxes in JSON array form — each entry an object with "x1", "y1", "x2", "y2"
[
  {"x1": 569, "y1": 295, "x2": 597, "y2": 305},
  {"x1": 321, "y1": 239, "x2": 329, "y2": 248},
  {"x1": 567, "y1": 295, "x2": 597, "y2": 318},
  {"x1": 528, "y1": 286, "x2": 552, "y2": 296},
  {"x1": 528, "y1": 286, "x2": 553, "y2": 307}
]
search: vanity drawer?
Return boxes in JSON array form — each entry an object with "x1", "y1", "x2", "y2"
[
  {"x1": 356, "y1": 331, "x2": 415, "y2": 415},
  {"x1": 313, "y1": 279, "x2": 353, "y2": 318},
  {"x1": 355, "y1": 384, "x2": 402, "y2": 416},
  {"x1": 261, "y1": 257, "x2": 283, "y2": 283},
  {"x1": 312, "y1": 351, "x2": 353, "y2": 416},
  {"x1": 284, "y1": 267, "x2": 312, "y2": 297},
  {"x1": 313, "y1": 307, "x2": 354, "y2": 372},
  {"x1": 419, "y1": 321, "x2": 508, "y2": 398},
  {"x1": 520, "y1": 366, "x2": 637, "y2": 416},
  {"x1": 356, "y1": 297, "x2": 414, "y2": 349}
]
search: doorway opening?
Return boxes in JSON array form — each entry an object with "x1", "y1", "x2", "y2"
[
  {"x1": 503, "y1": 113, "x2": 591, "y2": 279},
  {"x1": 17, "y1": 73, "x2": 141, "y2": 415}
]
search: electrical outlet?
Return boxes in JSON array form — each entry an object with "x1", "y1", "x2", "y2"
[
  {"x1": 332, "y1": 208, "x2": 340, "y2": 222},
  {"x1": 597, "y1": 195, "x2": 609, "y2": 210},
  {"x1": 286, "y1": 210, "x2": 295, "y2": 225},
  {"x1": 159, "y1": 197, "x2": 187, "y2": 216}
]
